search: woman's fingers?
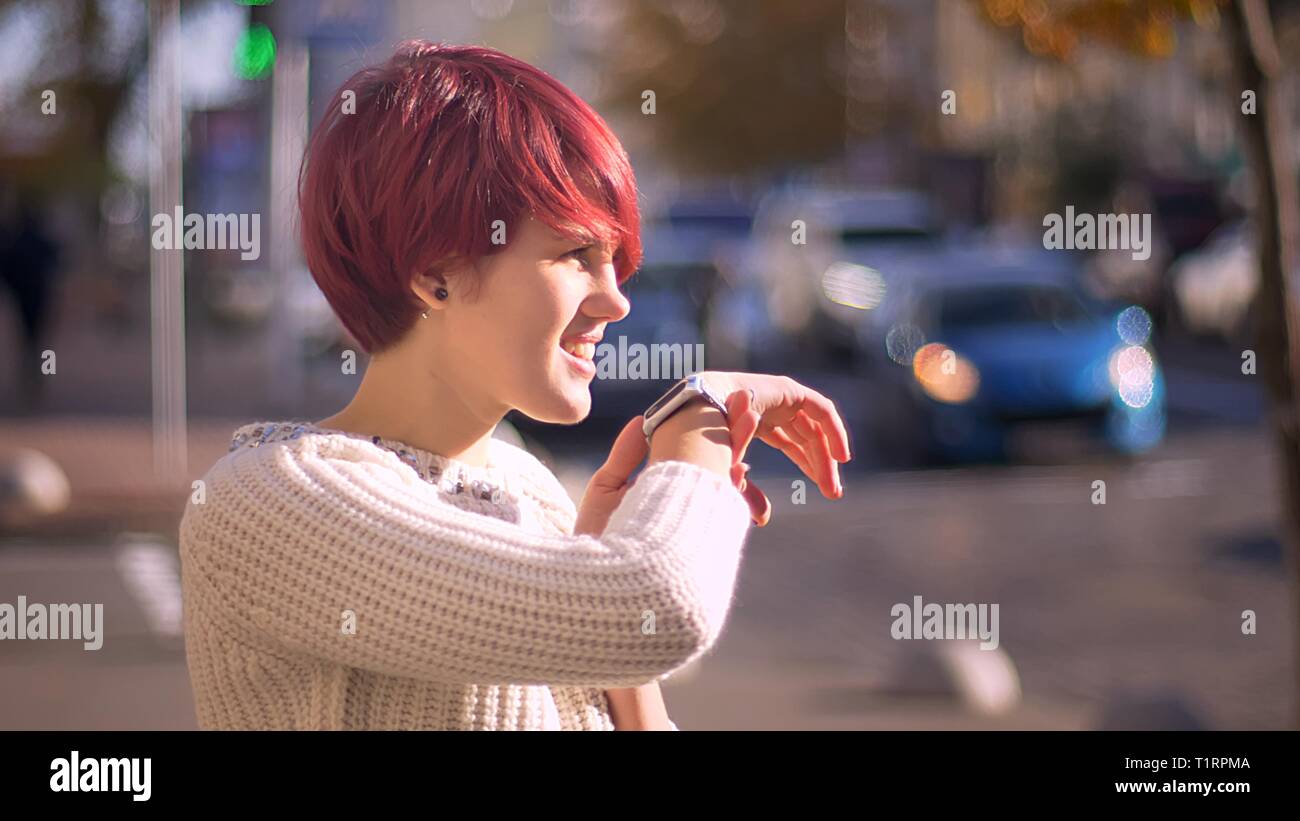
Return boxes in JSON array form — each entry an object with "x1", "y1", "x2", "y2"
[
  {"x1": 741, "y1": 476, "x2": 772, "y2": 526},
  {"x1": 711, "y1": 374, "x2": 852, "y2": 513},
  {"x1": 590, "y1": 415, "x2": 648, "y2": 491},
  {"x1": 796, "y1": 389, "x2": 852, "y2": 463},
  {"x1": 791, "y1": 410, "x2": 841, "y2": 497},
  {"x1": 759, "y1": 425, "x2": 816, "y2": 481},
  {"x1": 725, "y1": 389, "x2": 760, "y2": 466},
  {"x1": 731, "y1": 461, "x2": 771, "y2": 527},
  {"x1": 735, "y1": 409, "x2": 761, "y2": 466},
  {"x1": 762, "y1": 421, "x2": 841, "y2": 499},
  {"x1": 736, "y1": 375, "x2": 850, "y2": 464}
]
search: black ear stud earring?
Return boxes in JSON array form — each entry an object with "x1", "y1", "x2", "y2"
[{"x1": 421, "y1": 287, "x2": 449, "y2": 320}]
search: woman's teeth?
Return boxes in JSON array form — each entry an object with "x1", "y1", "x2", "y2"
[{"x1": 561, "y1": 341, "x2": 595, "y2": 360}]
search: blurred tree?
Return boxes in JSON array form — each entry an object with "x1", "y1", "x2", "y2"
[
  {"x1": 0, "y1": 0, "x2": 148, "y2": 195},
  {"x1": 971, "y1": 0, "x2": 1300, "y2": 728},
  {"x1": 597, "y1": 0, "x2": 853, "y2": 176},
  {"x1": 0, "y1": 0, "x2": 247, "y2": 243}
]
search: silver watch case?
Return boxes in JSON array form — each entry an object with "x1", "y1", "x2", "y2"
[{"x1": 642, "y1": 374, "x2": 730, "y2": 441}]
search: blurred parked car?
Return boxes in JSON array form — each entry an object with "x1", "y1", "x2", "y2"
[
  {"x1": 652, "y1": 188, "x2": 795, "y2": 372},
  {"x1": 747, "y1": 186, "x2": 947, "y2": 368},
  {"x1": 1169, "y1": 220, "x2": 1257, "y2": 346},
  {"x1": 862, "y1": 252, "x2": 1166, "y2": 465},
  {"x1": 658, "y1": 188, "x2": 756, "y2": 238}
]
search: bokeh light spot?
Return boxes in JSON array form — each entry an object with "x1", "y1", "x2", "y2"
[
  {"x1": 886, "y1": 323, "x2": 926, "y2": 365},
  {"x1": 822, "y1": 262, "x2": 885, "y2": 310},
  {"x1": 1110, "y1": 345, "x2": 1156, "y2": 408},
  {"x1": 913, "y1": 342, "x2": 980, "y2": 404},
  {"x1": 1117, "y1": 305, "x2": 1152, "y2": 346}
]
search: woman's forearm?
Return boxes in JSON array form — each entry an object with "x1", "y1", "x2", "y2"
[
  {"x1": 597, "y1": 404, "x2": 733, "y2": 729},
  {"x1": 605, "y1": 681, "x2": 673, "y2": 730}
]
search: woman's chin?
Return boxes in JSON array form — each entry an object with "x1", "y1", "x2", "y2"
[
  {"x1": 560, "y1": 391, "x2": 593, "y2": 424},
  {"x1": 524, "y1": 389, "x2": 591, "y2": 425}
]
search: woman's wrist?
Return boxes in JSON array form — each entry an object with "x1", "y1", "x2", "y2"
[{"x1": 645, "y1": 400, "x2": 732, "y2": 479}]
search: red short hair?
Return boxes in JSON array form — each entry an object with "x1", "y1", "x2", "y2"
[{"x1": 298, "y1": 41, "x2": 643, "y2": 354}]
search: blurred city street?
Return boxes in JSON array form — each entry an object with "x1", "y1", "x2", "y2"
[
  {"x1": 1, "y1": 0, "x2": 1296, "y2": 734},
  {"x1": 0, "y1": 282, "x2": 1285, "y2": 728}
]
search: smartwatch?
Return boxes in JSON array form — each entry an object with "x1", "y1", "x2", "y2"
[{"x1": 642, "y1": 374, "x2": 730, "y2": 442}]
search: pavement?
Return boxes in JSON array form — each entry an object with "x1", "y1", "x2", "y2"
[{"x1": 0, "y1": 420, "x2": 1290, "y2": 730}]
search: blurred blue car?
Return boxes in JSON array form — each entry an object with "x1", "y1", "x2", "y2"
[{"x1": 863, "y1": 253, "x2": 1167, "y2": 465}]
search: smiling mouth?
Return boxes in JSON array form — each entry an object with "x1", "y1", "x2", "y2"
[{"x1": 559, "y1": 340, "x2": 596, "y2": 360}]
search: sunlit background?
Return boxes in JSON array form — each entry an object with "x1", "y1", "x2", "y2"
[{"x1": 0, "y1": 0, "x2": 1295, "y2": 730}]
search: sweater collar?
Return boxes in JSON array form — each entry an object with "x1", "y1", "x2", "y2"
[{"x1": 229, "y1": 420, "x2": 516, "y2": 504}]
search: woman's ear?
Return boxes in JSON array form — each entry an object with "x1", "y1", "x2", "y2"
[{"x1": 411, "y1": 272, "x2": 449, "y2": 314}]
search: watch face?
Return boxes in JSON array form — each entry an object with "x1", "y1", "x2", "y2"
[{"x1": 646, "y1": 379, "x2": 688, "y2": 418}]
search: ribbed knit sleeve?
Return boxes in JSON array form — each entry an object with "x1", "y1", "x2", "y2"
[{"x1": 179, "y1": 436, "x2": 752, "y2": 690}]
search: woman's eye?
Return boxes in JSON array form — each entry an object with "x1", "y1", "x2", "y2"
[{"x1": 564, "y1": 246, "x2": 592, "y2": 261}]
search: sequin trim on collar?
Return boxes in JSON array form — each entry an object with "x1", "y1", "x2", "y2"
[{"x1": 229, "y1": 421, "x2": 506, "y2": 503}]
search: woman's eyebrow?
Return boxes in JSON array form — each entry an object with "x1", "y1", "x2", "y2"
[{"x1": 557, "y1": 230, "x2": 599, "y2": 246}]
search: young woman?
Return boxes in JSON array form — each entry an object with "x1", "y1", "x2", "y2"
[{"x1": 178, "y1": 41, "x2": 851, "y2": 731}]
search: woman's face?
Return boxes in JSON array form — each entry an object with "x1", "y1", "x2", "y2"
[{"x1": 426, "y1": 213, "x2": 631, "y2": 425}]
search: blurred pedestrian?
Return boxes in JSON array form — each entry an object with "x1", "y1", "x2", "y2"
[{"x1": 0, "y1": 188, "x2": 61, "y2": 412}]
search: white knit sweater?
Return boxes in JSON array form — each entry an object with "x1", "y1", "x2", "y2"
[{"x1": 178, "y1": 420, "x2": 752, "y2": 730}]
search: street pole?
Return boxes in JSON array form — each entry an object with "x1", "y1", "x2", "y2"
[
  {"x1": 267, "y1": 37, "x2": 310, "y2": 415},
  {"x1": 148, "y1": 0, "x2": 186, "y2": 483}
]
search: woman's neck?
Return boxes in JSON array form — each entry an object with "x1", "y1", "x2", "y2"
[{"x1": 316, "y1": 357, "x2": 501, "y2": 469}]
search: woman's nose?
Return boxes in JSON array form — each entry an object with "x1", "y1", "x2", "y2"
[{"x1": 590, "y1": 262, "x2": 631, "y2": 323}]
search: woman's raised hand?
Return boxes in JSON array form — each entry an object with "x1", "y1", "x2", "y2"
[{"x1": 708, "y1": 371, "x2": 852, "y2": 527}]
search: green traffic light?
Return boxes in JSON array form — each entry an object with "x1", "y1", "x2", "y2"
[{"x1": 233, "y1": 23, "x2": 276, "y2": 80}]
